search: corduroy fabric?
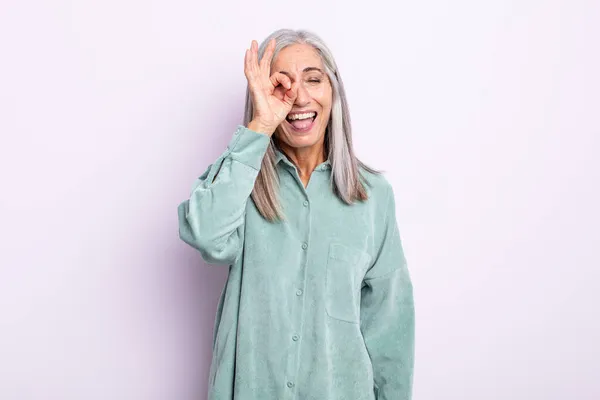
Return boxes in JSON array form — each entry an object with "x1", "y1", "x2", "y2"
[{"x1": 177, "y1": 125, "x2": 415, "y2": 400}]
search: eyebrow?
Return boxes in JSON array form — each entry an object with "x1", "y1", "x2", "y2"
[{"x1": 278, "y1": 67, "x2": 324, "y2": 77}]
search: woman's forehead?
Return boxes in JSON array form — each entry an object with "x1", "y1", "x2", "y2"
[{"x1": 272, "y1": 44, "x2": 323, "y2": 72}]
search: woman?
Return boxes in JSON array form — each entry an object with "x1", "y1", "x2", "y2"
[{"x1": 178, "y1": 28, "x2": 414, "y2": 400}]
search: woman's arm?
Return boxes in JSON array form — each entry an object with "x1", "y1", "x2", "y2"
[
  {"x1": 360, "y1": 183, "x2": 415, "y2": 400},
  {"x1": 177, "y1": 124, "x2": 271, "y2": 265},
  {"x1": 177, "y1": 37, "x2": 299, "y2": 265}
]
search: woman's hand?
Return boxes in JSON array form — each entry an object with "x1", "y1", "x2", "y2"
[{"x1": 244, "y1": 39, "x2": 298, "y2": 136}]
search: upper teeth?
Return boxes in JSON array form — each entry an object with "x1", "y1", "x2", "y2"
[{"x1": 288, "y1": 112, "x2": 316, "y2": 121}]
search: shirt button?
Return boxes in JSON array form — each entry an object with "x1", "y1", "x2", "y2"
[
  {"x1": 301, "y1": 242, "x2": 308, "y2": 250},
  {"x1": 292, "y1": 334, "x2": 299, "y2": 341},
  {"x1": 287, "y1": 381, "x2": 294, "y2": 388},
  {"x1": 296, "y1": 289, "x2": 303, "y2": 296},
  {"x1": 303, "y1": 200, "x2": 309, "y2": 207}
]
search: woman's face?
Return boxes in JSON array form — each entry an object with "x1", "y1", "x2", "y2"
[{"x1": 272, "y1": 43, "x2": 333, "y2": 148}]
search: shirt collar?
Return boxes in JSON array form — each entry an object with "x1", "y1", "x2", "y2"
[{"x1": 273, "y1": 146, "x2": 331, "y2": 171}]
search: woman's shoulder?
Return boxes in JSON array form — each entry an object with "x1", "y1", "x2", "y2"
[{"x1": 358, "y1": 166, "x2": 395, "y2": 209}]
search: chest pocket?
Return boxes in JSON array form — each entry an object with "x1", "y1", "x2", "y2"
[{"x1": 325, "y1": 242, "x2": 371, "y2": 324}]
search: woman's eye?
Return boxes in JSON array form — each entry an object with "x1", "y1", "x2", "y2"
[{"x1": 308, "y1": 79, "x2": 321, "y2": 84}]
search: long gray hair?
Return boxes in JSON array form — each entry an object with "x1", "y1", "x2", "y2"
[{"x1": 245, "y1": 29, "x2": 382, "y2": 222}]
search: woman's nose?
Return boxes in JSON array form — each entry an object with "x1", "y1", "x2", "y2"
[{"x1": 294, "y1": 83, "x2": 310, "y2": 105}]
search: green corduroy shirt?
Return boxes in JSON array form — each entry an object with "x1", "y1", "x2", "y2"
[{"x1": 177, "y1": 125, "x2": 415, "y2": 400}]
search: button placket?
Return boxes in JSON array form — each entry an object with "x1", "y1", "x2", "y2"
[{"x1": 287, "y1": 194, "x2": 310, "y2": 396}]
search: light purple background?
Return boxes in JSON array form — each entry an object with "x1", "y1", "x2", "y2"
[{"x1": 1, "y1": 1, "x2": 598, "y2": 399}]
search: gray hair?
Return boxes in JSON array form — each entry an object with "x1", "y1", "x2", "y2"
[{"x1": 244, "y1": 28, "x2": 382, "y2": 222}]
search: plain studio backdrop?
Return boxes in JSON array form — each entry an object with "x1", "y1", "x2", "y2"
[{"x1": 0, "y1": 0, "x2": 598, "y2": 399}]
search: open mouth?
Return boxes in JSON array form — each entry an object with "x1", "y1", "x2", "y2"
[{"x1": 285, "y1": 112, "x2": 318, "y2": 133}]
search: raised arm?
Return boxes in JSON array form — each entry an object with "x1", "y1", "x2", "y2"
[
  {"x1": 177, "y1": 37, "x2": 300, "y2": 265},
  {"x1": 177, "y1": 125, "x2": 271, "y2": 265}
]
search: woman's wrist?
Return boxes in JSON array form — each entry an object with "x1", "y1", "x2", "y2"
[{"x1": 247, "y1": 120, "x2": 275, "y2": 136}]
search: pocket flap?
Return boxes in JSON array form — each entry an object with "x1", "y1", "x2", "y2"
[{"x1": 328, "y1": 242, "x2": 370, "y2": 265}]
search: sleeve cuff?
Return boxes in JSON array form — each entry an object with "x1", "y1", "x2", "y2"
[{"x1": 226, "y1": 125, "x2": 272, "y2": 170}]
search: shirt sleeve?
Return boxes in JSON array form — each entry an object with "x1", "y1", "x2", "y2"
[
  {"x1": 360, "y1": 183, "x2": 415, "y2": 400},
  {"x1": 177, "y1": 125, "x2": 272, "y2": 265}
]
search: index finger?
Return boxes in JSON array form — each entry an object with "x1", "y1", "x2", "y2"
[{"x1": 259, "y1": 38, "x2": 276, "y2": 75}]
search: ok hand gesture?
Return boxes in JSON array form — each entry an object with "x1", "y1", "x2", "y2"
[{"x1": 244, "y1": 39, "x2": 298, "y2": 135}]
